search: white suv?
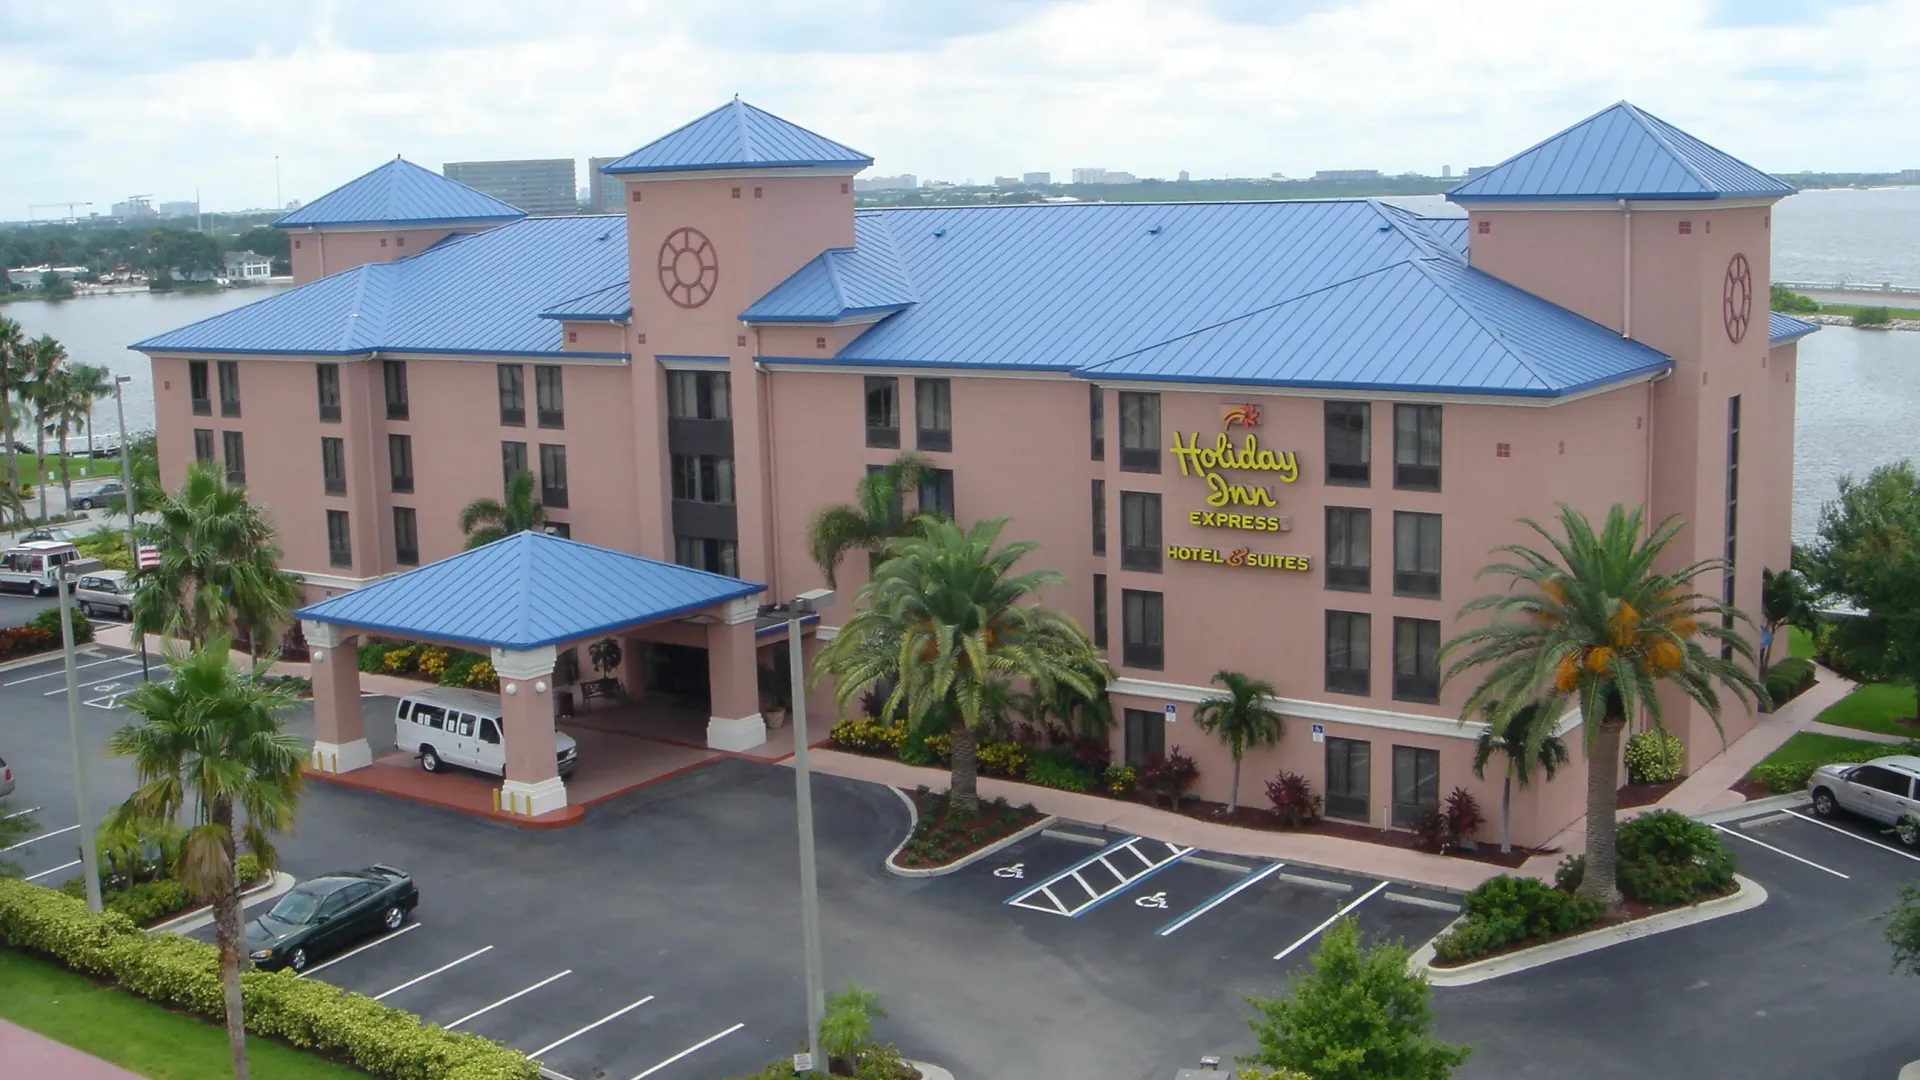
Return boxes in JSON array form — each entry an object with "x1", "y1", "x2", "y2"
[{"x1": 1809, "y1": 755, "x2": 1920, "y2": 847}]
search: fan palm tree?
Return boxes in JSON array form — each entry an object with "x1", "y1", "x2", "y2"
[
  {"x1": 20, "y1": 334, "x2": 65, "y2": 522},
  {"x1": 1471, "y1": 701, "x2": 1570, "y2": 854},
  {"x1": 805, "y1": 451, "x2": 937, "y2": 588},
  {"x1": 459, "y1": 468, "x2": 547, "y2": 548},
  {"x1": 130, "y1": 461, "x2": 298, "y2": 650},
  {"x1": 0, "y1": 315, "x2": 25, "y2": 487},
  {"x1": 1193, "y1": 669, "x2": 1284, "y2": 814},
  {"x1": 107, "y1": 641, "x2": 304, "y2": 1080},
  {"x1": 813, "y1": 517, "x2": 1103, "y2": 816},
  {"x1": 1442, "y1": 504, "x2": 1764, "y2": 907}
]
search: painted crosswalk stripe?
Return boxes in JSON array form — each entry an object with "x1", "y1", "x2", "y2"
[
  {"x1": 629, "y1": 1023, "x2": 745, "y2": 1080},
  {"x1": 1274, "y1": 880, "x2": 1389, "y2": 961},
  {"x1": 1005, "y1": 835, "x2": 1194, "y2": 917},
  {"x1": 1158, "y1": 862, "x2": 1283, "y2": 936}
]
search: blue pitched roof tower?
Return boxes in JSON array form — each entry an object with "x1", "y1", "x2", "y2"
[
  {"x1": 275, "y1": 157, "x2": 527, "y2": 228},
  {"x1": 601, "y1": 98, "x2": 873, "y2": 175}
]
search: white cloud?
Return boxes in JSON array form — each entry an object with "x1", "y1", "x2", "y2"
[{"x1": 0, "y1": 0, "x2": 1915, "y2": 215}]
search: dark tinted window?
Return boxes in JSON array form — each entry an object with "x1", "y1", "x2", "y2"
[
  {"x1": 1394, "y1": 404, "x2": 1441, "y2": 491},
  {"x1": 667, "y1": 370, "x2": 731, "y2": 420},
  {"x1": 393, "y1": 507, "x2": 419, "y2": 566},
  {"x1": 1325, "y1": 737, "x2": 1371, "y2": 821},
  {"x1": 1089, "y1": 384, "x2": 1105, "y2": 461},
  {"x1": 918, "y1": 468, "x2": 955, "y2": 519},
  {"x1": 502, "y1": 441, "x2": 527, "y2": 492},
  {"x1": 1118, "y1": 392, "x2": 1160, "y2": 473},
  {"x1": 539, "y1": 444, "x2": 568, "y2": 508},
  {"x1": 1122, "y1": 589, "x2": 1163, "y2": 670},
  {"x1": 535, "y1": 365, "x2": 564, "y2": 428},
  {"x1": 327, "y1": 509, "x2": 351, "y2": 568},
  {"x1": 222, "y1": 431, "x2": 246, "y2": 485},
  {"x1": 1325, "y1": 401, "x2": 1369, "y2": 485},
  {"x1": 1393, "y1": 512, "x2": 1441, "y2": 598},
  {"x1": 1326, "y1": 507, "x2": 1370, "y2": 591},
  {"x1": 1091, "y1": 479, "x2": 1106, "y2": 556},
  {"x1": 1326, "y1": 610, "x2": 1370, "y2": 695},
  {"x1": 383, "y1": 360, "x2": 408, "y2": 420},
  {"x1": 189, "y1": 360, "x2": 210, "y2": 414},
  {"x1": 1392, "y1": 617, "x2": 1441, "y2": 702},
  {"x1": 321, "y1": 437, "x2": 346, "y2": 495},
  {"x1": 217, "y1": 361, "x2": 241, "y2": 416},
  {"x1": 1391, "y1": 745, "x2": 1441, "y2": 828},
  {"x1": 1120, "y1": 491, "x2": 1161, "y2": 571},
  {"x1": 316, "y1": 363, "x2": 341, "y2": 422},
  {"x1": 1092, "y1": 573, "x2": 1108, "y2": 649},
  {"x1": 498, "y1": 364, "x2": 525, "y2": 426},
  {"x1": 1124, "y1": 708, "x2": 1165, "y2": 768},
  {"x1": 389, "y1": 434, "x2": 413, "y2": 494},
  {"x1": 915, "y1": 378, "x2": 952, "y2": 451},
  {"x1": 865, "y1": 377, "x2": 899, "y2": 448}
]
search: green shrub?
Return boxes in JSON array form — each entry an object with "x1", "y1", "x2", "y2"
[
  {"x1": 1772, "y1": 656, "x2": 1817, "y2": 691},
  {"x1": 0, "y1": 877, "x2": 538, "y2": 1080},
  {"x1": 357, "y1": 643, "x2": 390, "y2": 673},
  {"x1": 976, "y1": 740, "x2": 1028, "y2": 778},
  {"x1": 1554, "y1": 854, "x2": 1586, "y2": 893},
  {"x1": 1769, "y1": 284, "x2": 1819, "y2": 314},
  {"x1": 27, "y1": 605, "x2": 92, "y2": 644},
  {"x1": 896, "y1": 729, "x2": 950, "y2": 767},
  {"x1": 1025, "y1": 747, "x2": 1094, "y2": 792},
  {"x1": 830, "y1": 717, "x2": 903, "y2": 754},
  {"x1": 1623, "y1": 728, "x2": 1684, "y2": 785},
  {"x1": 1854, "y1": 306, "x2": 1893, "y2": 328},
  {"x1": 1435, "y1": 874, "x2": 1605, "y2": 962},
  {"x1": 1615, "y1": 809, "x2": 1737, "y2": 904},
  {"x1": 1101, "y1": 764, "x2": 1138, "y2": 797}
]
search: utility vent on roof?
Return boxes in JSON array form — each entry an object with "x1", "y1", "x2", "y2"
[
  {"x1": 1147, "y1": 225, "x2": 1162, "y2": 235},
  {"x1": 932, "y1": 228, "x2": 947, "y2": 237}
]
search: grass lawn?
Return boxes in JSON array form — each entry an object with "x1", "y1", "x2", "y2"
[
  {"x1": 1813, "y1": 681, "x2": 1920, "y2": 738},
  {"x1": 1751, "y1": 730, "x2": 1900, "y2": 775},
  {"x1": 0, "y1": 949, "x2": 365, "y2": 1080},
  {"x1": 1788, "y1": 625, "x2": 1814, "y2": 660},
  {"x1": 5, "y1": 451, "x2": 123, "y2": 486},
  {"x1": 1814, "y1": 302, "x2": 1920, "y2": 323}
]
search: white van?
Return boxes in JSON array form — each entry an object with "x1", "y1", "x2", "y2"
[
  {"x1": 0, "y1": 541, "x2": 82, "y2": 597},
  {"x1": 392, "y1": 687, "x2": 578, "y2": 779}
]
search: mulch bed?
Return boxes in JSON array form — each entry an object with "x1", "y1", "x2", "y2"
[
  {"x1": 892, "y1": 788, "x2": 1045, "y2": 870},
  {"x1": 1730, "y1": 775, "x2": 1781, "y2": 802},
  {"x1": 1173, "y1": 798, "x2": 1548, "y2": 868},
  {"x1": 1615, "y1": 777, "x2": 1686, "y2": 810},
  {"x1": 1427, "y1": 885, "x2": 1737, "y2": 969}
]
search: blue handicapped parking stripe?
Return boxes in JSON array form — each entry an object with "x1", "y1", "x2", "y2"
[{"x1": 1156, "y1": 861, "x2": 1285, "y2": 936}]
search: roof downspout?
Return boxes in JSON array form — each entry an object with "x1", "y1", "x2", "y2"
[
  {"x1": 755, "y1": 332, "x2": 783, "y2": 596},
  {"x1": 1644, "y1": 376, "x2": 1656, "y2": 535},
  {"x1": 1620, "y1": 199, "x2": 1632, "y2": 339}
]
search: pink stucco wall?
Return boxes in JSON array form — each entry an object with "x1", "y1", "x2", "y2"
[{"x1": 287, "y1": 227, "x2": 480, "y2": 285}]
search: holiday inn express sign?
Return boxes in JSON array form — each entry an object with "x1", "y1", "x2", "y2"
[{"x1": 1166, "y1": 404, "x2": 1311, "y2": 572}]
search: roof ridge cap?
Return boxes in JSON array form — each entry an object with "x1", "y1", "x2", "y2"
[
  {"x1": 339, "y1": 266, "x2": 378, "y2": 352},
  {"x1": 1405, "y1": 257, "x2": 1556, "y2": 390},
  {"x1": 734, "y1": 98, "x2": 755, "y2": 161},
  {"x1": 1619, "y1": 102, "x2": 1713, "y2": 193}
]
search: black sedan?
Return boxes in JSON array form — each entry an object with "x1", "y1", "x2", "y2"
[{"x1": 246, "y1": 865, "x2": 419, "y2": 973}]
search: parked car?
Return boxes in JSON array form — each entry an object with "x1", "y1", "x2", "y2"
[
  {"x1": 393, "y1": 687, "x2": 579, "y2": 780},
  {"x1": 71, "y1": 481, "x2": 124, "y2": 511},
  {"x1": 1809, "y1": 755, "x2": 1920, "y2": 846},
  {"x1": 74, "y1": 570, "x2": 133, "y2": 620},
  {"x1": 18, "y1": 526, "x2": 78, "y2": 544},
  {"x1": 245, "y1": 865, "x2": 420, "y2": 973},
  {"x1": 0, "y1": 754, "x2": 14, "y2": 799}
]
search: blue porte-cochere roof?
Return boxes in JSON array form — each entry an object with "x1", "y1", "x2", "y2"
[
  {"x1": 1768, "y1": 310, "x2": 1820, "y2": 344},
  {"x1": 274, "y1": 157, "x2": 528, "y2": 228},
  {"x1": 294, "y1": 531, "x2": 765, "y2": 650}
]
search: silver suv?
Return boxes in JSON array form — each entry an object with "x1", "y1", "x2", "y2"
[{"x1": 1809, "y1": 755, "x2": 1920, "y2": 847}]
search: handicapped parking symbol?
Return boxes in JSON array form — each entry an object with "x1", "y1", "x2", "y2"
[
  {"x1": 993, "y1": 863, "x2": 1025, "y2": 879},
  {"x1": 1135, "y1": 891, "x2": 1169, "y2": 909}
]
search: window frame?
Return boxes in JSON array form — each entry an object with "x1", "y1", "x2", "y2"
[
  {"x1": 1392, "y1": 617, "x2": 1442, "y2": 703},
  {"x1": 1123, "y1": 707, "x2": 1165, "y2": 769},
  {"x1": 667, "y1": 370, "x2": 731, "y2": 421},
  {"x1": 1121, "y1": 588, "x2": 1164, "y2": 670},
  {"x1": 192, "y1": 428, "x2": 215, "y2": 464},
  {"x1": 1392, "y1": 511, "x2": 1442, "y2": 599},
  {"x1": 918, "y1": 467, "x2": 956, "y2": 520},
  {"x1": 1325, "y1": 736, "x2": 1372, "y2": 822},
  {"x1": 1325, "y1": 609, "x2": 1371, "y2": 696},
  {"x1": 1118, "y1": 391, "x2": 1160, "y2": 473},
  {"x1": 501, "y1": 441, "x2": 527, "y2": 493},
  {"x1": 914, "y1": 377, "x2": 952, "y2": 452},
  {"x1": 320, "y1": 436, "x2": 346, "y2": 496},
  {"x1": 383, "y1": 359, "x2": 409, "y2": 421},
  {"x1": 1119, "y1": 490, "x2": 1162, "y2": 572},
  {"x1": 216, "y1": 360, "x2": 241, "y2": 417},
  {"x1": 393, "y1": 506, "x2": 419, "y2": 566},
  {"x1": 1092, "y1": 572, "x2": 1108, "y2": 649},
  {"x1": 326, "y1": 509, "x2": 352, "y2": 569},
  {"x1": 189, "y1": 360, "x2": 211, "y2": 415},
  {"x1": 674, "y1": 535, "x2": 739, "y2": 577},
  {"x1": 389, "y1": 433, "x2": 414, "y2": 494},
  {"x1": 497, "y1": 364, "x2": 525, "y2": 426},
  {"x1": 1091, "y1": 479, "x2": 1107, "y2": 556},
  {"x1": 316, "y1": 363, "x2": 341, "y2": 423},
  {"x1": 1393, "y1": 404, "x2": 1442, "y2": 491},
  {"x1": 1325, "y1": 506, "x2": 1371, "y2": 592},
  {"x1": 1391, "y1": 745, "x2": 1442, "y2": 828},
  {"x1": 534, "y1": 365, "x2": 564, "y2": 429},
  {"x1": 538, "y1": 443, "x2": 569, "y2": 509},
  {"x1": 864, "y1": 376, "x2": 900, "y2": 449},
  {"x1": 221, "y1": 431, "x2": 246, "y2": 485},
  {"x1": 670, "y1": 453, "x2": 735, "y2": 505},
  {"x1": 1324, "y1": 401, "x2": 1370, "y2": 486}
]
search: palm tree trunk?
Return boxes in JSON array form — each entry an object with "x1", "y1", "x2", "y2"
[
  {"x1": 58, "y1": 416, "x2": 72, "y2": 513},
  {"x1": 1756, "y1": 626, "x2": 1776, "y2": 712},
  {"x1": 34, "y1": 409, "x2": 47, "y2": 522},
  {"x1": 1499, "y1": 775, "x2": 1512, "y2": 855},
  {"x1": 949, "y1": 718, "x2": 980, "y2": 818},
  {"x1": 1579, "y1": 712, "x2": 1628, "y2": 909},
  {"x1": 210, "y1": 799, "x2": 251, "y2": 1080},
  {"x1": 1227, "y1": 756, "x2": 1242, "y2": 815}
]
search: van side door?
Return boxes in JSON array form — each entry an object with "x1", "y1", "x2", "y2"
[
  {"x1": 476, "y1": 717, "x2": 505, "y2": 776},
  {"x1": 447, "y1": 711, "x2": 477, "y2": 769},
  {"x1": 410, "y1": 704, "x2": 447, "y2": 757}
]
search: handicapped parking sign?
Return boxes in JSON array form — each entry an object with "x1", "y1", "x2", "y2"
[
  {"x1": 1165, "y1": 703, "x2": 1177, "y2": 724},
  {"x1": 1311, "y1": 723, "x2": 1325, "y2": 743}
]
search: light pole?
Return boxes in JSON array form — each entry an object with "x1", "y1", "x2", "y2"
[
  {"x1": 111, "y1": 376, "x2": 148, "y2": 681},
  {"x1": 774, "y1": 587, "x2": 834, "y2": 1071},
  {"x1": 57, "y1": 555, "x2": 104, "y2": 913}
]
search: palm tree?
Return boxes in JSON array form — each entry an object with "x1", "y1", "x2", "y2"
[
  {"x1": 459, "y1": 469, "x2": 547, "y2": 548},
  {"x1": 67, "y1": 362, "x2": 115, "y2": 494},
  {"x1": 0, "y1": 315, "x2": 25, "y2": 487},
  {"x1": 813, "y1": 517, "x2": 1103, "y2": 816},
  {"x1": 131, "y1": 461, "x2": 298, "y2": 650},
  {"x1": 1442, "y1": 504, "x2": 1764, "y2": 907},
  {"x1": 20, "y1": 335, "x2": 65, "y2": 522},
  {"x1": 45, "y1": 363, "x2": 110, "y2": 513},
  {"x1": 107, "y1": 640, "x2": 304, "y2": 1080},
  {"x1": 1193, "y1": 670, "x2": 1284, "y2": 814},
  {"x1": 1471, "y1": 701, "x2": 1570, "y2": 855},
  {"x1": 0, "y1": 477, "x2": 23, "y2": 528},
  {"x1": 805, "y1": 451, "x2": 937, "y2": 588}
]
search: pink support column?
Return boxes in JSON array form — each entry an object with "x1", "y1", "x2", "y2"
[
  {"x1": 492, "y1": 646, "x2": 566, "y2": 817},
  {"x1": 705, "y1": 597, "x2": 766, "y2": 751},
  {"x1": 301, "y1": 620, "x2": 370, "y2": 773}
]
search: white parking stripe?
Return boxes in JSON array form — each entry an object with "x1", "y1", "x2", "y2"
[
  {"x1": 447, "y1": 969, "x2": 572, "y2": 1030},
  {"x1": 297, "y1": 923, "x2": 421, "y2": 977},
  {"x1": 1274, "y1": 880, "x2": 1389, "y2": 961},
  {"x1": 527, "y1": 996, "x2": 655, "y2": 1060},
  {"x1": 629, "y1": 1023, "x2": 746, "y2": 1080},
  {"x1": 373, "y1": 945, "x2": 493, "y2": 1000},
  {"x1": 2, "y1": 824, "x2": 78, "y2": 852},
  {"x1": 3, "y1": 654, "x2": 134, "y2": 686},
  {"x1": 1158, "y1": 862, "x2": 1283, "y2": 936},
  {"x1": 1785, "y1": 809, "x2": 1920, "y2": 864},
  {"x1": 1712, "y1": 822, "x2": 1850, "y2": 879},
  {"x1": 26, "y1": 859, "x2": 80, "y2": 882},
  {"x1": 2, "y1": 806, "x2": 41, "y2": 820},
  {"x1": 45, "y1": 675, "x2": 134, "y2": 697}
]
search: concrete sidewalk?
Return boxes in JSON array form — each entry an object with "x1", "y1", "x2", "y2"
[{"x1": 0, "y1": 1020, "x2": 144, "y2": 1080}]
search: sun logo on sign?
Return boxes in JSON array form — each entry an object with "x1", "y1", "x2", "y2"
[{"x1": 1221, "y1": 403, "x2": 1261, "y2": 429}]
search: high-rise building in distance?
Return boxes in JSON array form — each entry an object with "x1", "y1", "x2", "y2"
[
  {"x1": 1022, "y1": 171, "x2": 1051, "y2": 185},
  {"x1": 853, "y1": 174, "x2": 917, "y2": 192},
  {"x1": 587, "y1": 157, "x2": 622, "y2": 213},
  {"x1": 442, "y1": 158, "x2": 578, "y2": 215}
]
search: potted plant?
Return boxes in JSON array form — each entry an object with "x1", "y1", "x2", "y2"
[{"x1": 759, "y1": 662, "x2": 791, "y2": 729}]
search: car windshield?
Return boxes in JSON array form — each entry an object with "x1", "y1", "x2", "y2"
[{"x1": 266, "y1": 885, "x2": 329, "y2": 924}]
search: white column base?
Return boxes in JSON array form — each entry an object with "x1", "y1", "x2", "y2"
[
  {"x1": 310, "y1": 739, "x2": 373, "y2": 774},
  {"x1": 707, "y1": 714, "x2": 768, "y2": 752},
  {"x1": 500, "y1": 776, "x2": 568, "y2": 817}
]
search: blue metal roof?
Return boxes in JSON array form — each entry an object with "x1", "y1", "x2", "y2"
[
  {"x1": 539, "y1": 282, "x2": 632, "y2": 322},
  {"x1": 741, "y1": 214, "x2": 918, "y2": 323},
  {"x1": 1418, "y1": 216, "x2": 1470, "y2": 257},
  {"x1": 602, "y1": 98, "x2": 872, "y2": 175},
  {"x1": 1079, "y1": 256, "x2": 1669, "y2": 397},
  {"x1": 134, "y1": 216, "x2": 630, "y2": 357},
  {"x1": 1768, "y1": 310, "x2": 1820, "y2": 344},
  {"x1": 273, "y1": 158, "x2": 528, "y2": 229},
  {"x1": 1447, "y1": 102, "x2": 1796, "y2": 203},
  {"x1": 293, "y1": 531, "x2": 764, "y2": 650}
]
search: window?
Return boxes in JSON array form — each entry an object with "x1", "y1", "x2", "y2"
[
  {"x1": 667, "y1": 370, "x2": 731, "y2": 420},
  {"x1": 918, "y1": 468, "x2": 955, "y2": 519},
  {"x1": 501, "y1": 441, "x2": 527, "y2": 491},
  {"x1": 1326, "y1": 610, "x2": 1371, "y2": 695},
  {"x1": 217, "y1": 360, "x2": 241, "y2": 417},
  {"x1": 1122, "y1": 589, "x2": 1163, "y2": 670},
  {"x1": 865, "y1": 376, "x2": 899, "y2": 448},
  {"x1": 865, "y1": 463, "x2": 904, "y2": 525},
  {"x1": 1120, "y1": 491, "x2": 1162, "y2": 571},
  {"x1": 383, "y1": 360, "x2": 408, "y2": 420},
  {"x1": 1325, "y1": 737, "x2": 1371, "y2": 822},
  {"x1": 1325, "y1": 401, "x2": 1370, "y2": 485},
  {"x1": 1118, "y1": 392, "x2": 1160, "y2": 472},
  {"x1": 192, "y1": 428, "x2": 214, "y2": 464},
  {"x1": 1091, "y1": 480, "x2": 1106, "y2": 556},
  {"x1": 1325, "y1": 507, "x2": 1371, "y2": 591},
  {"x1": 326, "y1": 509, "x2": 351, "y2": 568},
  {"x1": 1393, "y1": 512, "x2": 1441, "y2": 598},
  {"x1": 670, "y1": 454, "x2": 734, "y2": 504},
  {"x1": 393, "y1": 506, "x2": 419, "y2": 565},
  {"x1": 1123, "y1": 708, "x2": 1165, "y2": 769},
  {"x1": 675, "y1": 535, "x2": 738, "y2": 576},
  {"x1": 389, "y1": 434, "x2": 413, "y2": 494},
  {"x1": 221, "y1": 431, "x2": 246, "y2": 484},
  {"x1": 316, "y1": 363, "x2": 340, "y2": 422},
  {"x1": 478, "y1": 717, "x2": 501, "y2": 745},
  {"x1": 1391, "y1": 746, "x2": 1441, "y2": 828},
  {"x1": 1851, "y1": 765, "x2": 1916, "y2": 798},
  {"x1": 546, "y1": 522, "x2": 570, "y2": 539},
  {"x1": 1092, "y1": 573, "x2": 1108, "y2": 649},
  {"x1": 1392, "y1": 617, "x2": 1441, "y2": 702},
  {"x1": 538, "y1": 443, "x2": 568, "y2": 508},
  {"x1": 1089, "y1": 384, "x2": 1105, "y2": 461},
  {"x1": 412, "y1": 704, "x2": 445, "y2": 730},
  {"x1": 1723, "y1": 395, "x2": 1741, "y2": 659},
  {"x1": 497, "y1": 364, "x2": 525, "y2": 426},
  {"x1": 189, "y1": 360, "x2": 210, "y2": 415},
  {"x1": 1393, "y1": 404, "x2": 1441, "y2": 490},
  {"x1": 915, "y1": 378, "x2": 952, "y2": 451},
  {"x1": 320, "y1": 437, "x2": 346, "y2": 496},
  {"x1": 535, "y1": 365, "x2": 564, "y2": 428}
]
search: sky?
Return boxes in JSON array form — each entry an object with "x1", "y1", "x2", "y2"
[{"x1": 1, "y1": 0, "x2": 1915, "y2": 217}]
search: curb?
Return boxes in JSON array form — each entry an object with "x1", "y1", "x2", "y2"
[
  {"x1": 882, "y1": 787, "x2": 1059, "y2": 879},
  {"x1": 1696, "y1": 793, "x2": 1809, "y2": 824},
  {"x1": 1409, "y1": 874, "x2": 1768, "y2": 987},
  {"x1": 148, "y1": 871, "x2": 298, "y2": 936},
  {"x1": 0, "y1": 644, "x2": 105, "y2": 675},
  {"x1": 911, "y1": 1062, "x2": 956, "y2": 1080}
]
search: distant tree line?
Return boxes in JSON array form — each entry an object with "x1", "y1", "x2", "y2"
[{"x1": 0, "y1": 217, "x2": 291, "y2": 285}]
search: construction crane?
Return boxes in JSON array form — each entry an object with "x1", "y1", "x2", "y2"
[{"x1": 28, "y1": 201, "x2": 93, "y2": 221}]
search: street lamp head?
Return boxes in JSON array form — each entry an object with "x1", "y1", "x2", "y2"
[
  {"x1": 795, "y1": 588, "x2": 835, "y2": 614},
  {"x1": 115, "y1": 375, "x2": 132, "y2": 385}
]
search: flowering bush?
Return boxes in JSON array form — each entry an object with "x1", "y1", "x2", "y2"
[
  {"x1": 1139, "y1": 747, "x2": 1199, "y2": 807},
  {"x1": 830, "y1": 718, "x2": 906, "y2": 754},
  {"x1": 1624, "y1": 728, "x2": 1685, "y2": 785},
  {"x1": 0, "y1": 625, "x2": 57, "y2": 661},
  {"x1": 1264, "y1": 771, "x2": 1322, "y2": 828},
  {"x1": 976, "y1": 741, "x2": 1028, "y2": 778},
  {"x1": 380, "y1": 646, "x2": 417, "y2": 674},
  {"x1": 1102, "y1": 765, "x2": 1138, "y2": 797},
  {"x1": 417, "y1": 646, "x2": 449, "y2": 678},
  {"x1": 464, "y1": 660, "x2": 499, "y2": 691}
]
